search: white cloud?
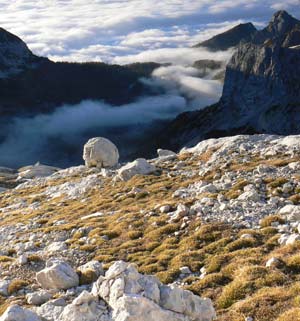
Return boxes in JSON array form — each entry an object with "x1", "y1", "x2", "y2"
[
  {"x1": 0, "y1": 1, "x2": 298, "y2": 62},
  {"x1": 113, "y1": 47, "x2": 233, "y2": 65}
]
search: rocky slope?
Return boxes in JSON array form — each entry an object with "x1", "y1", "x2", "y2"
[
  {"x1": 161, "y1": 11, "x2": 300, "y2": 151},
  {"x1": 1, "y1": 134, "x2": 300, "y2": 320}
]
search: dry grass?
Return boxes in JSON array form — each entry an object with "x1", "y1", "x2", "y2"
[{"x1": 0, "y1": 151, "x2": 299, "y2": 320}]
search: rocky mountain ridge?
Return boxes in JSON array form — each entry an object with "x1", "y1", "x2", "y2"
[
  {"x1": 1, "y1": 134, "x2": 300, "y2": 320},
  {"x1": 194, "y1": 23, "x2": 257, "y2": 51},
  {"x1": 161, "y1": 10, "x2": 300, "y2": 151}
]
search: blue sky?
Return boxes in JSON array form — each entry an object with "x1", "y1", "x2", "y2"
[{"x1": 0, "y1": 0, "x2": 299, "y2": 63}]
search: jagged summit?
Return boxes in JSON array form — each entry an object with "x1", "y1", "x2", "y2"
[
  {"x1": 268, "y1": 10, "x2": 299, "y2": 34},
  {"x1": 194, "y1": 22, "x2": 257, "y2": 51},
  {"x1": 253, "y1": 10, "x2": 300, "y2": 46}
]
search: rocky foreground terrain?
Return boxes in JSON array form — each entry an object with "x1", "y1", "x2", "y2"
[{"x1": 0, "y1": 134, "x2": 300, "y2": 320}]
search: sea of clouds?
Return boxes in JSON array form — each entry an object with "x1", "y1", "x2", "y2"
[
  {"x1": 0, "y1": 1, "x2": 299, "y2": 167},
  {"x1": 0, "y1": 0, "x2": 298, "y2": 62}
]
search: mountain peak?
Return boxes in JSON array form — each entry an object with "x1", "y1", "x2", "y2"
[
  {"x1": 271, "y1": 10, "x2": 295, "y2": 22},
  {"x1": 267, "y1": 10, "x2": 300, "y2": 35},
  {"x1": 0, "y1": 26, "x2": 41, "y2": 78},
  {"x1": 194, "y1": 22, "x2": 257, "y2": 51}
]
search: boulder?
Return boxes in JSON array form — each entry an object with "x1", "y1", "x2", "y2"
[
  {"x1": 77, "y1": 261, "x2": 104, "y2": 285},
  {"x1": 33, "y1": 301, "x2": 65, "y2": 321},
  {"x1": 279, "y1": 205, "x2": 300, "y2": 221},
  {"x1": 117, "y1": 159, "x2": 157, "y2": 181},
  {"x1": 58, "y1": 291, "x2": 110, "y2": 321},
  {"x1": 45, "y1": 241, "x2": 68, "y2": 254},
  {"x1": 83, "y1": 137, "x2": 119, "y2": 168},
  {"x1": 157, "y1": 149, "x2": 177, "y2": 159},
  {"x1": 0, "y1": 280, "x2": 10, "y2": 297},
  {"x1": 26, "y1": 290, "x2": 53, "y2": 306},
  {"x1": 0, "y1": 305, "x2": 41, "y2": 321},
  {"x1": 92, "y1": 260, "x2": 216, "y2": 321},
  {"x1": 77, "y1": 261, "x2": 104, "y2": 278},
  {"x1": 286, "y1": 234, "x2": 300, "y2": 245},
  {"x1": 36, "y1": 259, "x2": 79, "y2": 290}
]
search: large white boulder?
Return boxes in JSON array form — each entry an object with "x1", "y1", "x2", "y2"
[
  {"x1": 117, "y1": 158, "x2": 157, "y2": 181},
  {"x1": 92, "y1": 261, "x2": 216, "y2": 321},
  {"x1": 36, "y1": 259, "x2": 79, "y2": 290},
  {"x1": 0, "y1": 305, "x2": 41, "y2": 321},
  {"x1": 83, "y1": 137, "x2": 119, "y2": 168}
]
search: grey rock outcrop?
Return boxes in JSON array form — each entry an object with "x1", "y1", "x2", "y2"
[{"x1": 92, "y1": 261, "x2": 216, "y2": 321}]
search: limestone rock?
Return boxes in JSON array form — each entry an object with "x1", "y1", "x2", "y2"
[
  {"x1": 157, "y1": 149, "x2": 177, "y2": 159},
  {"x1": 34, "y1": 301, "x2": 65, "y2": 321},
  {"x1": 83, "y1": 137, "x2": 119, "y2": 168},
  {"x1": 36, "y1": 259, "x2": 79, "y2": 290},
  {"x1": 117, "y1": 159, "x2": 156, "y2": 181},
  {"x1": 18, "y1": 164, "x2": 60, "y2": 179},
  {"x1": 58, "y1": 291, "x2": 110, "y2": 321},
  {"x1": 0, "y1": 280, "x2": 10, "y2": 297},
  {"x1": 0, "y1": 305, "x2": 41, "y2": 321},
  {"x1": 77, "y1": 261, "x2": 104, "y2": 278},
  {"x1": 279, "y1": 205, "x2": 300, "y2": 221},
  {"x1": 45, "y1": 241, "x2": 68, "y2": 254},
  {"x1": 26, "y1": 290, "x2": 53, "y2": 306},
  {"x1": 92, "y1": 260, "x2": 216, "y2": 321}
]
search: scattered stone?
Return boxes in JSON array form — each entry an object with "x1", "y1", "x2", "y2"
[
  {"x1": 18, "y1": 164, "x2": 60, "y2": 179},
  {"x1": 36, "y1": 259, "x2": 79, "y2": 290},
  {"x1": 157, "y1": 149, "x2": 177, "y2": 159},
  {"x1": 26, "y1": 290, "x2": 53, "y2": 306},
  {"x1": 0, "y1": 280, "x2": 10, "y2": 297},
  {"x1": 117, "y1": 158, "x2": 157, "y2": 181},
  {"x1": 266, "y1": 257, "x2": 282, "y2": 268},
  {"x1": 279, "y1": 205, "x2": 300, "y2": 221},
  {"x1": 179, "y1": 266, "x2": 192, "y2": 274},
  {"x1": 0, "y1": 305, "x2": 41, "y2": 321}
]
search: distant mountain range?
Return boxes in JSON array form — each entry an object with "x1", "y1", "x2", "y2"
[{"x1": 160, "y1": 10, "x2": 300, "y2": 150}]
